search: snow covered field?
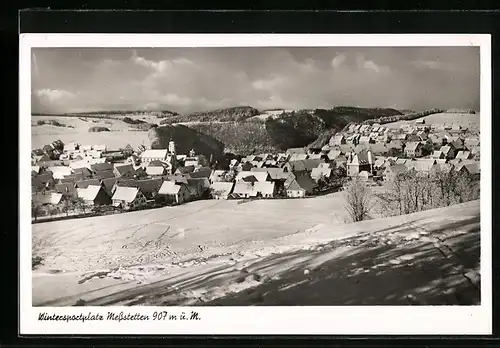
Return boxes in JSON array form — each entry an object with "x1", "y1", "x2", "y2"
[
  {"x1": 31, "y1": 197, "x2": 480, "y2": 306},
  {"x1": 31, "y1": 115, "x2": 155, "y2": 150},
  {"x1": 385, "y1": 112, "x2": 480, "y2": 129}
]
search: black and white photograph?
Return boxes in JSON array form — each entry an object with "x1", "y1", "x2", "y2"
[{"x1": 20, "y1": 34, "x2": 491, "y2": 335}]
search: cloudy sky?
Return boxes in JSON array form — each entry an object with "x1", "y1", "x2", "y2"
[{"x1": 31, "y1": 46, "x2": 480, "y2": 114}]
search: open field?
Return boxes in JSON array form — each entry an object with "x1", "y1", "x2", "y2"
[
  {"x1": 31, "y1": 115, "x2": 156, "y2": 149},
  {"x1": 32, "y1": 196, "x2": 480, "y2": 306},
  {"x1": 385, "y1": 112, "x2": 480, "y2": 129}
]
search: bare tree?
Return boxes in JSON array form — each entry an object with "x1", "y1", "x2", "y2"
[{"x1": 343, "y1": 176, "x2": 374, "y2": 222}]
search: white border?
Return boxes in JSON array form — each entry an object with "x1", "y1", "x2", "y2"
[{"x1": 20, "y1": 34, "x2": 492, "y2": 335}]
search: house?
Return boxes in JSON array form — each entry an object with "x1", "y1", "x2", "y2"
[
  {"x1": 286, "y1": 147, "x2": 308, "y2": 156},
  {"x1": 164, "y1": 175, "x2": 189, "y2": 185},
  {"x1": 113, "y1": 164, "x2": 136, "y2": 178},
  {"x1": 357, "y1": 170, "x2": 374, "y2": 181},
  {"x1": 72, "y1": 167, "x2": 93, "y2": 178},
  {"x1": 346, "y1": 150, "x2": 374, "y2": 177},
  {"x1": 233, "y1": 182, "x2": 257, "y2": 199},
  {"x1": 440, "y1": 145, "x2": 456, "y2": 160},
  {"x1": 327, "y1": 149, "x2": 342, "y2": 161},
  {"x1": 135, "y1": 178, "x2": 164, "y2": 201},
  {"x1": 359, "y1": 124, "x2": 370, "y2": 133},
  {"x1": 47, "y1": 166, "x2": 73, "y2": 180},
  {"x1": 100, "y1": 177, "x2": 119, "y2": 197},
  {"x1": 32, "y1": 192, "x2": 63, "y2": 206},
  {"x1": 310, "y1": 167, "x2": 332, "y2": 182},
  {"x1": 90, "y1": 162, "x2": 114, "y2": 173},
  {"x1": 80, "y1": 145, "x2": 92, "y2": 152},
  {"x1": 346, "y1": 134, "x2": 360, "y2": 146},
  {"x1": 111, "y1": 187, "x2": 147, "y2": 210},
  {"x1": 250, "y1": 167, "x2": 290, "y2": 181},
  {"x1": 60, "y1": 173, "x2": 85, "y2": 184},
  {"x1": 126, "y1": 154, "x2": 141, "y2": 166},
  {"x1": 77, "y1": 185, "x2": 112, "y2": 206},
  {"x1": 94, "y1": 170, "x2": 116, "y2": 180},
  {"x1": 395, "y1": 158, "x2": 408, "y2": 165},
  {"x1": 373, "y1": 158, "x2": 387, "y2": 171},
  {"x1": 285, "y1": 173, "x2": 315, "y2": 198},
  {"x1": 415, "y1": 118, "x2": 425, "y2": 125},
  {"x1": 186, "y1": 178, "x2": 211, "y2": 198},
  {"x1": 431, "y1": 151, "x2": 445, "y2": 159},
  {"x1": 455, "y1": 163, "x2": 480, "y2": 179},
  {"x1": 34, "y1": 153, "x2": 51, "y2": 163},
  {"x1": 31, "y1": 173, "x2": 55, "y2": 192},
  {"x1": 329, "y1": 134, "x2": 346, "y2": 146},
  {"x1": 450, "y1": 139, "x2": 466, "y2": 151},
  {"x1": 236, "y1": 171, "x2": 270, "y2": 182},
  {"x1": 140, "y1": 149, "x2": 169, "y2": 163},
  {"x1": 146, "y1": 166, "x2": 167, "y2": 176},
  {"x1": 254, "y1": 181, "x2": 276, "y2": 198},
  {"x1": 455, "y1": 150, "x2": 473, "y2": 161},
  {"x1": 55, "y1": 182, "x2": 78, "y2": 200},
  {"x1": 383, "y1": 164, "x2": 408, "y2": 181},
  {"x1": 74, "y1": 179, "x2": 101, "y2": 189},
  {"x1": 358, "y1": 136, "x2": 372, "y2": 145},
  {"x1": 209, "y1": 170, "x2": 227, "y2": 184},
  {"x1": 175, "y1": 166, "x2": 195, "y2": 175},
  {"x1": 308, "y1": 153, "x2": 323, "y2": 160},
  {"x1": 158, "y1": 181, "x2": 190, "y2": 204},
  {"x1": 189, "y1": 167, "x2": 212, "y2": 179},
  {"x1": 465, "y1": 138, "x2": 480, "y2": 151},
  {"x1": 210, "y1": 182, "x2": 235, "y2": 199},
  {"x1": 430, "y1": 163, "x2": 454, "y2": 177},
  {"x1": 289, "y1": 153, "x2": 308, "y2": 161},
  {"x1": 393, "y1": 133, "x2": 408, "y2": 141},
  {"x1": 284, "y1": 159, "x2": 324, "y2": 173},
  {"x1": 93, "y1": 144, "x2": 106, "y2": 152},
  {"x1": 405, "y1": 159, "x2": 436, "y2": 175},
  {"x1": 367, "y1": 143, "x2": 389, "y2": 156},
  {"x1": 407, "y1": 134, "x2": 421, "y2": 142},
  {"x1": 404, "y1": 142, "x2": 423, "y2": 158}
]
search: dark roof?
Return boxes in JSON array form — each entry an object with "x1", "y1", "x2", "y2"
[
  {"x1": 72, "y1": 167, "x2": 93, "y2": 177},
  {"x1": 176, "y1": 165, "x2": 195, "y2": 174},
  {"x1": 55, "y1": 182, "x2": 78, "y2": 197},
  {"x1": 188, "y1": 167, "x2": 212, "y2": 179},
  {"x1": 135, "y1": 178, "x2": 163, "y2": 198},
  {"x1": 75, "y1": 179, "x2": 101, "y2": 189},
  {"x1": 32, "y1": 173, "x2": 55, "y2": 189},
  {"x1": 287, "y1": 159, "x2": 323, "y2": 172},
  {"x1": 148, "y1": 160, "x2": 169, "y2": 167},
  {"x1": 164, "y1": 174, "x2": 189, "y2": 184},
  {"x1": 101, "y1": 177, "x2": 118, "y2": 196},
  {"x1": 90, "y1": 162, "x2": 113, "y2": 172},
  {"x1": 114, "y1": 164, "x2": 135, "y2": 176},
  {"x1": 60, "y1": 173, "x2": 85, "y2": 183},
  {"x1": 292, "y1": 173, "x2": 315, "y2": 193},
  {"x1": 95, "y1": 170, "x2": 116, "y2": 180}
]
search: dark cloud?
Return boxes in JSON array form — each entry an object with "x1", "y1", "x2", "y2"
[{"x1": 31, "y1": 46, "x2": 480, "y2": 114}]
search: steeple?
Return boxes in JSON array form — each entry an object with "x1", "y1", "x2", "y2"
[{"x1": 168, "y1": 138, "x2": 176, "y2": 154}]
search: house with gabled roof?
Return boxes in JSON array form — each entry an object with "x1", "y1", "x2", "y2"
[
  {"x1": 236, "y1": 171, "x2": 270, "y2": 182},
  {"x1": 32, "y1": 192, "x2": 63, "y2": 206},
  {"x1": 431, "y1": 150, "x2": 445, "y2": 159},
  {"x1": 209, "y1": 170, "x2": 227, "y2": 184},
  {"x1": 113, "y1": 163, "x2": 136, "y2": 178},
  {"x1": 286, "y1": 147, "x2": 308, "y2": 155},
  {"x1": 72, "y1": 167, "x2": 93, "y2": 178},
  {"x1": 455, "y1": 150, "x2": 473, "y2": 161},
  {"x1": 285, "y1": 172, "x2": 315, "y2": 198},
  {"x1": 111, "y1": 186, "x2": 147, "y2": 210},
  {"x1": 31, "y1": 173, "x2": 56, "y2": 192},
  {"x1": 310, "y1": 167, "x2": 332, "y2": 182},
  {"x1": 440, "y1": 144, "x2": 456, "y2": 160},
  {"x1": 405, "y1": 159, "x2": 436, "y2": 175},
  {"x1": 100, "y1": 177, "x2": 119, "y2": 197},
  {"x1": 327, "y1": 149, "x2": 342, "y2": 161},
  {"x1": 77, "y1": 185, "x2": 112, "y2": 206},
  {"x1": 254, "y1": 181, "x2": 276, "y2": 198},
  {"x1": 465, "y1": 138, "x2": 480, "y2": 151},
  {"x1": 157, "y1": 181, "x2": 190, "y2": 204},
  {"x1": 383, "y1": 164, "x2": 408, "y2": 181},
  {"x1": 210, "y1": 182, "x2": 235, "y2": 199},
  {"x1": 47, "y1": 166, "x2": 73, "y2": 180},
  {"x1": 74, "y1": 179, "x2": 101, "y2": 189},
  {"x1": 146, "y1": 166, "x2": 167, "y2": 176},
  {"x1": 250, "y1": 167, "x2": 290, "y2": 181},
  {"x1": 55, "y1": 182, "x2": 78, "y2": 200},
  {"x1": 232, "y1": 182, "x2": 257, "y2": 199},
  {"x1": 284, "y1": 159, "x2": 324, "y2": 173},
  {"x1": 404, "y1": 141, "x2": 423, "y2": 158},
  {"x1": 90, "y1": 162, "x2": 113, "y2": 173},
  {"x1": 329, "y1": 134, "x2": 346, "y2": 146},
  {"x1": 186, "y1": 177, "x2": 210, "y2": 198},
  {"x1": 346, "y1": 150, "x2": 374, "y2": 177},
  {"x1": 455, "y1": 163, "x2": 480, "y2": 179}
]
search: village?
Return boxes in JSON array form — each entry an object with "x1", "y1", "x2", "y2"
[{"x1": 31, "y1": 117, "x2": 481, "y2": 222}]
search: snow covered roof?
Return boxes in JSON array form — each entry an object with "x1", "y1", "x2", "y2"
[
  {"x1": 112, "y1": 186, "x2": 139, "y2": 202},
  {"x1": 253, "y1": 181, "x2": 275, "y2": 195},
  {"x1": 250, "y1": 167, "x2": 289, "y2": 180},
  {"x1": 47, "y1": 166, "x2": 73, "y2": 179},
  {"x1": 77, "y1": 185, "x2": 103, "y2": 201},
  {"x1": 233, "y1": 182, "x2": 257, "y2": 196},
  {"x1": 236, "y1": 171, "x2": 269, "y2": 182},
  {"x1": 32, "y1": 192, "x2": 63, "y2": 205},
  {"x1": 405, "y1": 142, "x2": 421, "y2": 151},
  {"x1": 210, "y1": 182, "x2": 234, "y2": 195},
  {"x1": 146, "y1": 166, "x2": 166, "y2": 176},
  {"x1": 158, "y1": 181, "x2": 182, "y2": 195},
  {"x1": 140, "y1": 149, "x2": 168, "y2": 159}
]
